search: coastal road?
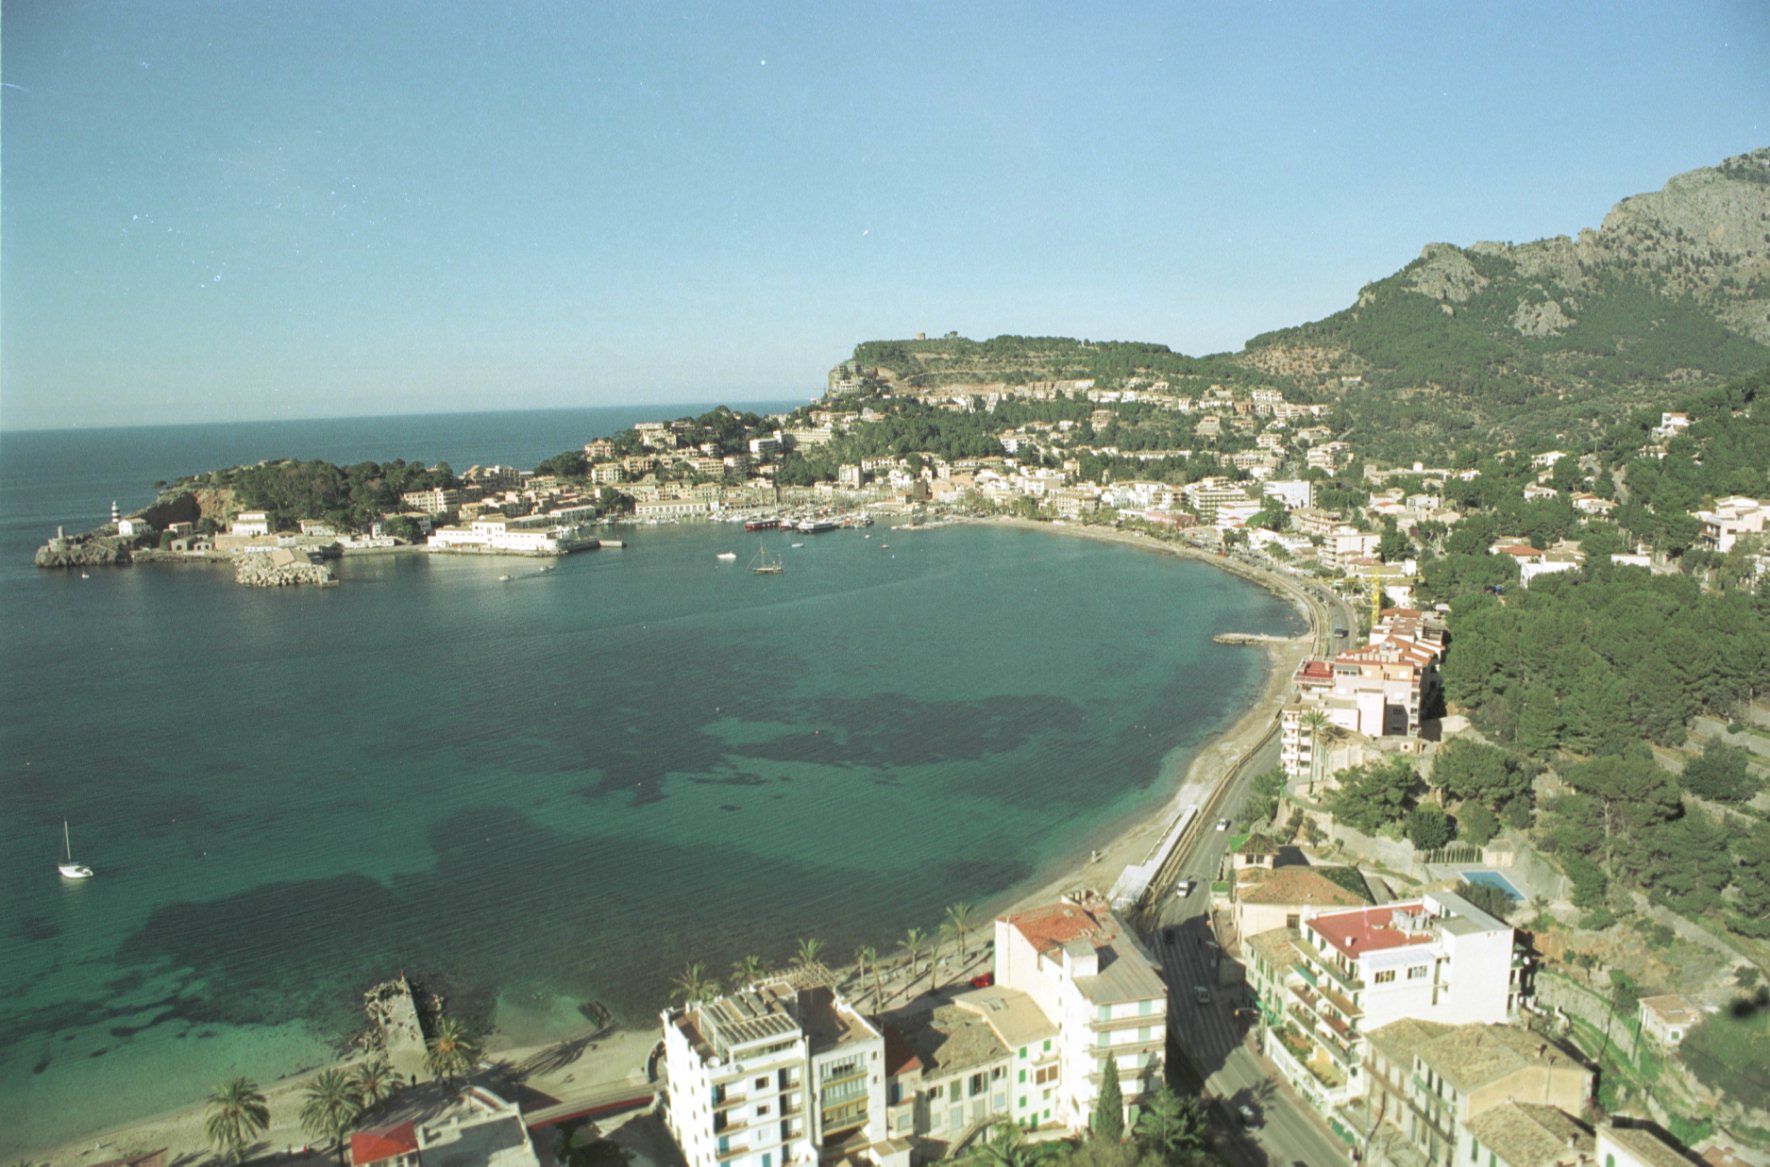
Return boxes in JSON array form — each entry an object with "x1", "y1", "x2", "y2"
[{"x1": 1148, "y1": 732, "x2": 1347, "y2": 1167}]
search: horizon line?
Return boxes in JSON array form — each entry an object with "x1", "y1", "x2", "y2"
[{"x1": 0, "y1": 394, "x2": 814, "y2": 438}]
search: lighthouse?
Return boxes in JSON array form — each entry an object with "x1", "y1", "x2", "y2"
[{"x1": 110, "y1": 500, "x2": 120, "y2": 526}]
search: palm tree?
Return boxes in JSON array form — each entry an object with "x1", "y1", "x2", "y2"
[
  {"x1": 855, "y1": 945, "x2": 881, "y2": 1011},
  {"x1": 426, "y1": 1016, "x2": 482, "y2": 1084},
  {"x1": 300, "y1": 1068, "x2": 363, "y2": 1164},
  {"x1": 730, "y1": 954, "x2": 766, "y2": 990},
  {"x1": 1300, "y1": 709, "x2": 1330, "y2": 797},
  {"x1": 1133, "y1": 1086, "x2": 1211, "y2": 1163},
  {"x1": 672, "y1": 962, "x2": 720, "y2": 1006},
  {"x1": 204, "y1": 1076, "x2": 270, "y2": 1165},
  {"x1": 795, "y1": 937, "x2": 824, "y2": 981},
  {"x1": 353, "y1": 1058, "x2": 395, "y2": 1112},
  {"x1": 965, "y1": 1121, "x2": 1055, "y2": 1167},
  {"x1": 897, "y1": 928, "x2": 926, "y2": 1000},
  {"x1": 945, "y1": 902, "x2": 975, "y2": 970},
  {"x1": 933, "y1": 922, "x2": 960, "y2": 991}
]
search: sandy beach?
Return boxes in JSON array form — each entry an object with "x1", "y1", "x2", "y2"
[{"x1": 21, "y1": 516, "x2": 1319, "y2": 1167}]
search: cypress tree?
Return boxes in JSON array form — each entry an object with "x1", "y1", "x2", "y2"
[{"x1": 1092, "y1": 1057, "x2": 1124, "y2": 1142}]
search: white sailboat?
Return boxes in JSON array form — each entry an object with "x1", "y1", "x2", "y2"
[
  {"x1": 750, "y1": 545, "x2": 783, "y2": 575},
  {"x1": 58, "y1": 821, "x2": 93, "y2": 880}
]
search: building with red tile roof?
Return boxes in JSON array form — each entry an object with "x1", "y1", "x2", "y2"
[{"x1": 351, "y1": 1121, "x2": 419, "y2": 1167}]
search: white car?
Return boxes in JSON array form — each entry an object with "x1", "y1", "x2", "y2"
[
  {"x1": 1175, "y1": 878, "x2": 1197, "y2": 897},
  {"x1": 1215, "y1": 818, "x2": 1230, "y2": 832}
]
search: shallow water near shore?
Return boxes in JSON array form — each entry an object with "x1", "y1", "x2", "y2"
[{"x1": 0, "y1": 410, "x2": 1299, "y2": 1155}]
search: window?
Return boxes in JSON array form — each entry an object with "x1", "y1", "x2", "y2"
[
  {"x1": 1408, "y1": 965, "x2": 1428, "y2": 980},
  {"x1": 1139, "y1": 998, "x2": 1153, "y2": 1016},
  {"x1": 755, "y1": 1076, "x2": 769, "y2": 1090},
  {"x1": 1043, "y1": 1039, "x2": 1052, "y2": 1052},
  {"x1": 929, "y1": 1084, "x2": 942, "y2": 1100},
  {"x1": 1035, "y1": 1065, "x2": 1059, "y2": 1085},
  {"x1": 1138, "y1": 1027, "x2": 1153, "y2": 1042},
  {"x1": 1098, "y1": 1004, "x2": 1112, "y2": 1021},
  {"x1": 1019, "y1": 1046, "x2": 1028, "y2": 1059},
  {"x1": 1019, "y1": 1069, "x2": 1027, "y2": 1083},
  {"x1": 1374, "y1": 970, "x2": 1396, "y2": 984}
]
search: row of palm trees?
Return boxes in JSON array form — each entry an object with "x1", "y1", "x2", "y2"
[
  {"x1": 202, "y1": 1019, "x2": 483, "y2": 1164},
  {"x1": 673, "y1": 903, "x2": 982, "y2": 1013}
]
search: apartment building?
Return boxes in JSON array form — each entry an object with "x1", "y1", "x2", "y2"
[
  {"x1": 661, "y1": 982, "x2": 904, "y2": 1167},
  {"x1": 994, "y1": 893, "x2": 1168, "y2": 1130},
  {"x1": 1181, "y1": 477, "x2": 1254, "y2": 523},
  {"x1": 881, "y1": 986, "x2": 1064, "y2": 1151},
  {"x1": 399, "y1": 489, "x2": 461, "y2": 515},
  {"x1": 1692, "y1": 496, "x2": 1766, "y2": 553},
  {"x1": 1352, "y1": 1019, "x2": 1592, "y2": 1167},
  {"x1": 1245, "y1": 892, "x2": 1525, "y2": 1117}
]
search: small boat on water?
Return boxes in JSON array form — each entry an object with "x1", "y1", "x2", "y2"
[
  {"x1": 716, "y1": 552, "x2": 737, "y2": 561},
  {"x1": 744, "y1": 518, "x2": 780, "y2": 532},
  {"x1": 798, "y1": 519, "x2": 839, "y2": 534},
  {"x1": 498, "y1": 574, "x2": 512, "y2": 582},
  {"x1": 58, "y1": 821, "x2": 92, "y2": 880},
  {"x1": 80, "y1": 571, "x2": 91, "y2": 579},
  {"x1": 790, "y1": 542, "x2": 804, "y2": 548},
  {"x1": 751, "y1": 546, "x2": 784, "y2": 575}
]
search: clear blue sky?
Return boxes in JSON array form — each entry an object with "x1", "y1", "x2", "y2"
[{"x1": 3, "y1": 2, "x2": 1765, "y2": 430}]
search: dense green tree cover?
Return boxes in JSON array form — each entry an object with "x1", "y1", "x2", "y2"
[
  {"x1": 208, "y1": 458, "x2": 457, "y2": 533},
  {"x1": 1405, "y1": 804, "x2": 1453, "y2": 850},
  {"x1": 850, "y1": 335, "x2": 1281, "y2": 394},
  {"x1": 1455, "y1": 801, "x2": 1501, "y2": 846},
  {"x1": 1539, "y1": 747, "x2": 1737, "y2": 917},
  {"x1": 1430, "y1": 739, "x2": 1535, "y2": 828},
  {"x1": 1326, "y1": 757, "x2": 1420, "y2": 833},
  {"x1": 1681, "y1": 740, "x2": 1759, "y2": 803},
  {"x1": 1243, "y1": 238, "x2": 1770, "y2": 459},
  {"x1": 535, "y1": 450, "x2": 588, "y2": 479},
  {"x1": 1440, "y1": 571, "x2": 1768, "y2": 756}
]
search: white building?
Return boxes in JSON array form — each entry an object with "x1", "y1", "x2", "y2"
[
  {"x1": 230, "y1": 510, "x2": 271, "y2": 537},
  {"x1": 661, "y1": 982, "x2": 906, "y2": 1167},
  {"x1": 1693, "y1": 496, "x2": 1766, "y2": 554},
  {"x1": 427, "y1": 516, "x2": 595, "y2": 554},
  {"x1": 1262, "y1": 479, "x2": 1313, "y2": 510},
  {"x1": 1244, "y1": 892, "x2": 1526, "y2": 1116},
  {"x1": 994, "y1": 893, "x2": 1168, "y2": 1130}
]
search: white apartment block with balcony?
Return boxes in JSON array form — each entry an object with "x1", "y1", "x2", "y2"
[
  {"x1": 994, "y1": 893, "x2": 1168, "y2": 1130},
  {"x1": 1692, "y1": 496, "x2": 1765, "y2": 553},
  {"x1": 662, "y1": 983, "x2": 905, "y2": 1167},
  {"x1": 1244, "y1": 892, "x2": 1525, "y2": 1118}
]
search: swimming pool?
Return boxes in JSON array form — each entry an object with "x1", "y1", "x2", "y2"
[{"x1": 1461, "y1": 869, "x2": 1524, "y2": 901}]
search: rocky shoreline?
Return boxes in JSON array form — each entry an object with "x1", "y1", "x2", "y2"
[{"x1": 234, "y1": 551, "x2": 338, "y2": 588}]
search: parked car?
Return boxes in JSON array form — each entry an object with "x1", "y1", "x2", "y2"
[
  {"x1": 1215, "y1": 818, "x2": 1230, "y2": 832},
  {"x1": 970, "y1": 972, "x2": 994, "y2": 988},
  {"x1": 1236, "y1": 1103, "x2": 1259, "y2": 1126},
  {"x1": 1333, "y1": 627, "x2": 1348, "y2": 638},
  {"x1": 1175, "y1": 878, "x2": 1197, "y2": 897}
]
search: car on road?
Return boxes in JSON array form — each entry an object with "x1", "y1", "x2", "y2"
[
  {"x1": 970, "y1": 972, "x2": 994, "y2": 988},
  {"x1": 1333, "y1": 626, "x2": 1348, "y2": 638},
  {"x1": 1175, "y1": 878, "x2": 1197, "y2": 897},
  {"x1": 1236, "y1": 1103, "x2": 1258, "y2": 1126},
  {"x1": 1192, "y1": 985, "x2": 1210, "y2": 1005},
  {"x1": 1215, "y1": 818, "x2": 1230, "y2": 832}
]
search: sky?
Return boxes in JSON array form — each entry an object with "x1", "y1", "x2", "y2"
[{"x1": 2, "y1": 2, "x2": 1766, "y2": 431}]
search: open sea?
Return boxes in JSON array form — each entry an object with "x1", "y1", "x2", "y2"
[{"x1": 0, "y1": 405, "x2": 1299, "y2": 1155}]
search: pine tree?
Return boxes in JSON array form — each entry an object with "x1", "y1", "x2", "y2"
[{"x1": 1092, "y1": 1057, "x2": 1124, "y2": 1142}]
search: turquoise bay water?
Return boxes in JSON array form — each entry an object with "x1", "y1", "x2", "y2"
[{"x1": 0, "y1": 409, "x2": 1299, "y2": 1155}]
